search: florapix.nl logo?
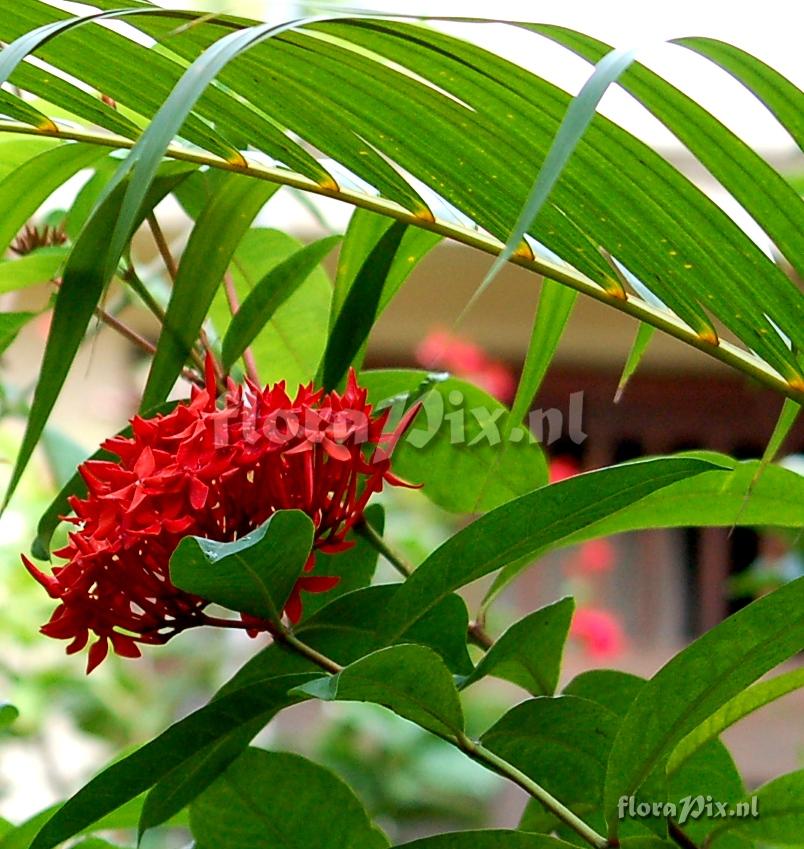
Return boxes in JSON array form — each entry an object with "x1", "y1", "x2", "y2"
[{"x1": 617, "y1": 795, "x2": 759, "y2": 826}]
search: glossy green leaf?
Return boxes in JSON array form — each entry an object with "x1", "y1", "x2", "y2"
[
  {"x1": 380, "y1": 457, "x2": 720, "y2": 643},
  {"x1": 0, "y1": 91, "x2": 54, "y2": 130},
  {"x1": 28, "y1": 672, "x2": 317, "y2": 849},
  {"x1": 296, "y1": 644, "x2": 465, "y2": 738},
  {"x1": 488, "y1": 455, "x2": 804, "y2": 604},
  {"x1": 668, "y1": 667, "x2": 804, "y2": 776},
  {"x1": 222, "y1": 234, "x2": 340, "y2": 370},
  {"x1": 321, "y1": 221, "x2": 407, "y2": 389},
  {"x1": 190, "y1": 748, "x2": 389, "y2": 849},
  {"x1": 0, "y1": 311, "x2": 35, "y2": 355},
  {"x1": 0, "y1": 136, "x2": 59, "y2": 179},
  {"x1": 141, "y1": 175, "x2": 279, "y2": 408},
  {"x1": 603, "y1": 577, "x2": 804, "y2": 837},
  {"x1": 0, "y1": 247, "x2": 68, "y2": 294},
  {"x1": 710, "y1": 770, "x2": 804, "y2": 846},
  {"x1": 225, "y1": 584, "x2": 473, "y2": 689},
  {"x1": 170, "y1": 510, "x2": 314, "y2": 623},
  {"x1": 507, "y1": 280, "x2": 578, "y2": 434},
  {"x1": 361, "y1": 369, "x2": 548, "y2": 513},
  {"x1": 139, "y1": 720, "x2": 261, "y2": 837},
  {"x1": 481, "y1": 696, "x2": 618, "y2": 809},
  {"x1": 459, "y1": 597, "x2": 574, "y2": 695},
  {"x1": 3, "y1": 161, "x2": 194, "y2": 511}
]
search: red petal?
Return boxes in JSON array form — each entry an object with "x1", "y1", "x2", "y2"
[
  {"x1": 86, "y1": 638, "x2": 109, "y2": 674},
  {"x1": 21, "y1": 555, "x2": 62, "y2": 599}
]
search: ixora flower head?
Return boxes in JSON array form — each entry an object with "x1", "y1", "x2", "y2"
[{"x1": 23, "y1": 361, "x2": 418, "y2": 672}]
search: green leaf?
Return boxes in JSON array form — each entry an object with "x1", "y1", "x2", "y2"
[
  {"x1": 667, "y1": 740, "x2": 745, "y2": 845},
  {"x1": 296, "y1": 644, "x2": 465, "y2": 738},
  {"x1": 321, "y1": 221, "x2": 408, "y2": 389},
  {"x1": 141, "y1": 174, "x2": 279, "y2": 408},
  {"x1": 710, "y1": 770, "x2": 804, "y2": 846},
  {"x1": 28, "y1": 672, "x2": 317, "y2": 849},
  {"x1": 0, "y1": 247, "x2": 67, "y2": 295},
  {"x1": 394, "y1": 829, "x2": 577, "y2": 847},
  {"x1": 331, "y1": 208, "x2": 441, "y2": 323},
  {"x1": 140, "y1": 720, "x2": 261, "y2": 838},
  {"x1": 667, "y1": 667, "x2": 804, "y2": 775},
  {"x1": 459, "y1": 597, "x2": 574, "y2": 695},
  {"x1": 474, "y1": 44, "x2": 637, "y2": 308},
  {"x1": 481, "y1": 695, "x2": 618, "y2": 809},
  {"x1": 93, "y1": 14, "x2": 339, "y2": 320},
  {"x1": 222, "y1": 234, "x2": 340, "y2": 370},
  {"x1": 676, "y1": 37, "x2": 804, "y2": 149},
  {"x1": 488, "y1": 455, "x2": 804, "y2": 604},
  {"x1": 226, "y1": 584, "x2": 473, "y2": 688},
  {"x1": 614, "y1": 323, "x2": 655, "y2": 403},
  {"x1": 739, "y1": 397, "x2": 802, "y2": 500},
  {"x1": 1, "y1": 795, "x2": 185, "y2": 849},
  {"x1": 190, "y1": 748, "x2": 389, "y2": 849},
  {"x1": 0, "y1": 703, "x2": 18, "y2": 731},
  {"x1": 4, "y1": 8, "x2": 804, "y2": 391},
  {"x1": 603, "y1": 577, "x2": 804, "y2": 837},
  {"x1": 379, "y1": 457, "x2": 720, "y2": 643},
  {"x1": 361, "y1": 369, "x2": 548, "y2": 513},
  {"x1": 0, "y1": 142, "x2": 106, "y2": 254},
  {"x1": 3, "y1": 161, "x2": 194, "y2": 511},
  {"x1": 0, "y1": 311, "x2": 35, "y2": 355},
  {"x1": 533, "y1": 26, "x2": 804, "y2": 279},
  {"x1": 170, "y1": 510, "x2": 314, "y2": 623},
  {"x1": 507, "y1": 280, "x2": 578, "y2": 434},
  {"x1": 563, "y1": 670, "x2": 646, "y2": 716}
]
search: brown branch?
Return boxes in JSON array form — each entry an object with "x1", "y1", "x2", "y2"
[{"x1": 223, "y1": 271, "x2": 260, "y2": 384}]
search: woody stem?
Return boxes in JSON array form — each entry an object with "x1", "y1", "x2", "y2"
[
  {"x1": 145, "y1": 211, "x2": 221, "y2": 382},
  {"x1": 354, "y1": 518, "x2": 414, "y2": 577},
  {"x1": 223, "y1": 271, "x2": 261, "y2": 384},
  {"x1": 91, "y1": 302, "x2": 204, "y2": 388}
]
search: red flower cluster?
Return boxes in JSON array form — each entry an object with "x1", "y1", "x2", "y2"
[{"x1": 23, "y1": 361, "x2": 417, "y2": 672}]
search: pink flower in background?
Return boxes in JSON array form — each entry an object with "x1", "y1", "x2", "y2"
[
  {"x1": 415, "y1": 327, "x2": 515, "y2": 403},
  {"x1": 577, "y1": 538, "x2": 616, "y2": 574},
  {"x1": 570, "y1": 607, "x2": 625, "y2": 659},
  {"x1": 548, "y1": 455, "x2": 580, "y2": 483}
]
